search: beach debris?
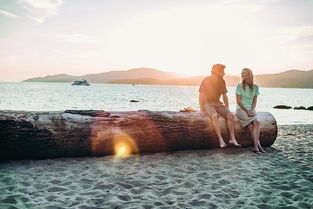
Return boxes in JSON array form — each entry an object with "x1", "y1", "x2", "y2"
[
  {"x1": 180, "y1": 107, "x2": 196, "y2": 112},
  {"x1": 130, "y1": 100, "x2": 139, "y2": 102},
  {"x1": 64, "y1": 110, "x2": 110, "y2": 117},
  {"x1": 273, "y1": 105, "x2": 292, "y2": 109},
  {"x1": 109, "y1": 115, "x2": 121, "y2": 118},
  {"x1": 294, "y1": 106, "x2": 306, "y2": 110},
  {"x1": 138, "y1": 110, "x2": 149, "y2": 112},
  {"x1": 33, "y1": 115, "x2": 39, "y2": 120}
]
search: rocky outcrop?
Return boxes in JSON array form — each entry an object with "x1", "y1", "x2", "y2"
[
  {"x1": 274, "y1": 105, "x2": 313, "y2": 110},
  {"x1": 294, "y1": 106, "x2": 306, "y2": 110},
  {"x1": 307, "y1": 106, "x2": 313, "y2": 111},
  {"x1": 274, "y1": 105, "x2": 292, "y2": 109}
]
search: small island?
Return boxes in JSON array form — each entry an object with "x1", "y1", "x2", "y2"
[{"x1": 71, "y1": 79, "x2": 90, "y2": 86}]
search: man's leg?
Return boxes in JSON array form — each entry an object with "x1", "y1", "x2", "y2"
[
  {"x1": 211, "y1": 113, "x2": 227, "y2": 148},
  {"x1": 217, "y1": 106, "x2": 240, "y2": 146},
  {"x1": 226, "y1": 113, "x2": 241, "y2": 146},
  {"x1": 204, "y1": 104, "x2": 226, "y2": 148}
]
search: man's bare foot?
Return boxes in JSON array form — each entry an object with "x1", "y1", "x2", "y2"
[
  {"x1": 229, "y1": 139, "x2": 241, "y2": 147},
  {"x1": 219, "y1": 138, "x2": 227, "y2": 148}
]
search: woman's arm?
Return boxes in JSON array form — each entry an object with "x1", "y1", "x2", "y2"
[
  {"x1": 236, "y1": 94, "x2": 253, "y2": 116},
  {"x1": 252, "y1": 96, "x2": 258, "y2": 111}
]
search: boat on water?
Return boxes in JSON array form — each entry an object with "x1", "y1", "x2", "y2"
[{"x1": 71, "y1": 79, "x2": 90, "y2": 86}]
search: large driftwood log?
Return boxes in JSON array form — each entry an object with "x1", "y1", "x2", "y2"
[{"x1": 0, "y1": 110, "x2": 277, "y2": 160}]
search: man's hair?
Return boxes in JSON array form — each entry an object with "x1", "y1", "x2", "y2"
[{"x1": 211, "y1": 64, "x2": 225, "y2": 75}]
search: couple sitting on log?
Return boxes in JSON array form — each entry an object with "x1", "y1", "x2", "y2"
[{"x1": 199, "y1": 64, "x2": 265, "y2": 154}]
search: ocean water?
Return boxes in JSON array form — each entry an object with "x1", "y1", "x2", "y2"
[{"x1": 0, "y1": 82, "x2": 312, "y2": 125}]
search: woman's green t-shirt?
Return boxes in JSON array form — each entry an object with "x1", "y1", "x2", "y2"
[{"x1": 235, "y1": 83, "x2": 259, "y2": 110}]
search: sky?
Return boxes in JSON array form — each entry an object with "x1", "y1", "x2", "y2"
[{"x1": 0, "y1": 0, "x2": 313, "y2": 81}]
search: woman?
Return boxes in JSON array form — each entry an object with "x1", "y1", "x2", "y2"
[{"x1": 235, "y1": 68, "x2": 265, "y2": 154}]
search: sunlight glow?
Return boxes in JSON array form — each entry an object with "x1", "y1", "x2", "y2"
[
  {"x1": 113, "y1": 134, "x2": 139, "y2": 159},
  {"x1": 1, "y1": 0, "x2": 313, "y2": 81},
  {"x1": 114, "y1": 143, "x2": 131, "y2": 158},
  {"x1": 102, "y1": 5, "x2": 278, "y2": 76}
]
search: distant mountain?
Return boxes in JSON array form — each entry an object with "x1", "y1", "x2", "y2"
[
  {"x1": 107, "y1": 76, "x2": 239, "y2": 86},
  {"x1": 24, "y1": 68, "x2": 313, "y2": 88},
  {"x1": 109, "y1": 70, "x2": 313, "y2": 88},
  {"x1": 24, "y1": 73, "x2": 74, "y2": 83},
  {"x1": 255, "y1": 70, "x2": 313, "y2": 88},
  {"x1": 23, "y1": 68, "x2": 180, "y2": 83}
]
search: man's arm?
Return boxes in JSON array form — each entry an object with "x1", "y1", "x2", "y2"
[
  {"x1": 222, "y1": 93, "x2": 229, "y2": 108},
  {"x1": 199, "y1": 92, "x2": 206, "y2": 112}
]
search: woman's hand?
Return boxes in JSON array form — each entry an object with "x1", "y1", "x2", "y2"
[{"x1": 247, "y1": 110, "x2": 255, "y2": 117}]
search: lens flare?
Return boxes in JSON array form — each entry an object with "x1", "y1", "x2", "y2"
[
  {"x1": 113, "y1": 134, "x2": 139, "y2": 159},
  {"x1": 114, "y1": 142, "x2": 131, "y2": 158}
]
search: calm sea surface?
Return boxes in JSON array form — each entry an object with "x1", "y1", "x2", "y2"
[{"x1": 0, "y1": 82, "x2": 312, "y2": 125}]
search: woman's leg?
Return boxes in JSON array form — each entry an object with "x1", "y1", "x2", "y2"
[
  {"x1": 248, "y1": 123, "x2": 259, "y2": 152},
  {"x1": 253, "y1": 120, "x2": 265, "y2": 153}
]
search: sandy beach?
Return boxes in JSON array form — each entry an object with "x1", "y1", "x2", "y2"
[{"x1": 0, "y1": 124, "x2": 312, "y2": 209}]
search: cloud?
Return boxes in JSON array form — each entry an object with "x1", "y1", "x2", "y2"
[
  {"x1": 283, "y1": 34, "x2": 313, "y2": 52},
  {"x1": 43, "y1": 34, "x2": 101, "y2": 44},
  {"x1": 19, "y1": 0, "x2": 63, "y2": 9},
  {"x1": 18, "y1": 0, "x2": 63, "y2": 23},
  {"x1": 272, "y1": 25, "x2": 313, "y2": 47},
  {"x1": 0, "y1": 10, "x2": 19, "y2": 18}
]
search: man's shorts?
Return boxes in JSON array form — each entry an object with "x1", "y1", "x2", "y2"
[{"x1": 204, "y1": 103, "x2": 230, "y2": 119}]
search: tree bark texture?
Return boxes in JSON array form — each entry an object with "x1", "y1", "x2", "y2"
[{"x1": 0, "y1": 110, "x2": 277, "y2": 160}]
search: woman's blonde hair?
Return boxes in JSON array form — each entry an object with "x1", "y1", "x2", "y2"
[{"x1": 241, "y1": 68, "x2": 254, "y2": 92}]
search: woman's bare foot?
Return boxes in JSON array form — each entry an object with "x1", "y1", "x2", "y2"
[
  {"x1": 259, "y1": 146, "x2": 266, "y2": 153},
  {"x1": 219, "y1": 138, "x2": 227, "y2": 148},
  {"x1": 252, "y1": 148, "x2": 261, "y2": 154},
  {"x1": 229, "y1": 139, "x2": 241, "y2": 147}
]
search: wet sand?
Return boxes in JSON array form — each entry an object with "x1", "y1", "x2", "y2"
[{"x1": 0, "y1": 125, "x2": 312, "y2": 209}]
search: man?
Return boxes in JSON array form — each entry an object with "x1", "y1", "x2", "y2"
[{"x1": 199, "y1": 64, "x2": 241, "y2": 148}]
